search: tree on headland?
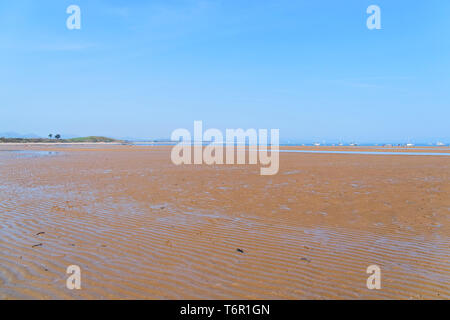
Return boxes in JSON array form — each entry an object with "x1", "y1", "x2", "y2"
[
  {"x1": 48, "y1": 134, "x2": 53, "y2": 139},
  {"x1": 55, "y1": 134, "x2": 61, "y2": 140}
]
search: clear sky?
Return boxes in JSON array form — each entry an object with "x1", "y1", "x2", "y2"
[{"x1": 0, "y1": 0, "x2": 449, "y2": 142}]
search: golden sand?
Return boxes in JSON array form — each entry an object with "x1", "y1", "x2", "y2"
[{"x1": 0, "y1": 145, "x2": 449, "y2": 299}]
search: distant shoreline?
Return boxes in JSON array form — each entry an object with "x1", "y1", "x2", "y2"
[
  {"x1": 0, "y1": 142, "x2": 123, "y2": 145},
  {"x1": 0, "y1": 136, "x2": 121, "y2": 144}
]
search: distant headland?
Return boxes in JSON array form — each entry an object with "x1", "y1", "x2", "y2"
[{"x1": 0, "y1": 136, "x2": 121, "y2": 143}]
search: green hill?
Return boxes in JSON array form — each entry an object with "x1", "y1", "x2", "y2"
[{"x1": 66, "y1": 136, "x2": 118, "y2": 143}]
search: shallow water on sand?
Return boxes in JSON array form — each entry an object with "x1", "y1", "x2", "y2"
[
  {"x1": 279, "y1": 150, "x2": 450, "y2": 156},
  {"x1": 0, "y1": 150, "x2": 60, "y2": 158}
]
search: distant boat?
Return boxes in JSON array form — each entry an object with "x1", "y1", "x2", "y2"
[
  {"x1": 338, "y1": 142, "x2": 344, "y2": 146},
  {"x1": 436, "y1": 142, "x2": 445, "y2": 146},
  {"x1": 313, "y1": 142, "x2": 320, "y2": 146},
  {"x1": 406, "y1": 143, "x2": 414, "y2": 147},
  {"x1": 349, "y1": 143, "x2": 357, "y2": 146}
]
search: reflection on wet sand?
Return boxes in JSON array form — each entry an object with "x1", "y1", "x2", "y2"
[{"x1": 0, "y1": 145, "x2": 449, "y2": 299}]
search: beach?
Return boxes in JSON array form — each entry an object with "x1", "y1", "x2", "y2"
[{"x1": 0, "y1": 145, "x2": 449, "y2": 299}]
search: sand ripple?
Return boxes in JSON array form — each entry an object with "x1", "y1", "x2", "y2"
[{"x1": 0, "y1": 146, "x2": 449, "y2": 299}]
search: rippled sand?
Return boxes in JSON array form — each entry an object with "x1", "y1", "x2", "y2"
[{"x1": 0, "y1": 145, "x2": 449, "y2": 299}]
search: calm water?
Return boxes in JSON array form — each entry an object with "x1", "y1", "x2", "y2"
[
  {"x1": 278, "y1": 150, "x2": 450, "y2": 156},
  {"x1": 0, "y1": 150, "x2": 60, "y2": 158}
]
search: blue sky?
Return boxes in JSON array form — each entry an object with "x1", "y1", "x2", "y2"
[{"x1": 0, "y1": 0, "x2": 449, "y2": 142}]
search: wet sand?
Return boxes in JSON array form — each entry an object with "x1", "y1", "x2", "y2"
[{"x1": 0, "y1": 145, "x2": 449, "y2": 299}]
